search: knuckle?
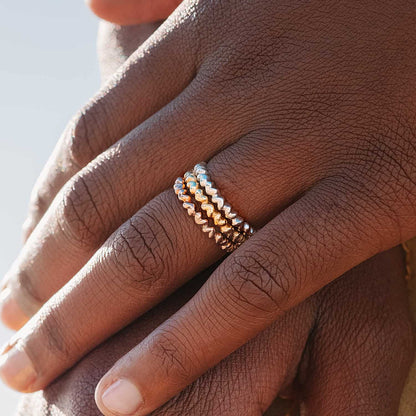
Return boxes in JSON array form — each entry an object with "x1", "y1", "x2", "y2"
[
  {"x1": 227, "y1": 243, "x2": 298, "y2": 315},
  {"x1": 14, "y1": 269, "x2": 44, "y2": 310},
  {"x1": 110, "y1": 198, "x2": 176, "y2": 292},
  {"x1": 148, "y1": 327, "x2": 199, "y2": 384},
  {"x1": 59, "y1": 175, "x2": 107, "y2": 249},
  {"x1": 36, "y1": 310, "x2": 80, "y2": 364},
  {"x1": 69, "y1": 110, "x2": 95, "y2": 168},
  {"x1": 343, "y1": 112, "x2": 416, "y2": 203},
  {"x1": 69, "y1": 102, "x2": 111, "y2": 168},
  {"x1": 28, "y1": 189, "x2": 49, "y2": 221},
  {"x1": 334, "y1": 115, "x2": 416, "y2": 242}
]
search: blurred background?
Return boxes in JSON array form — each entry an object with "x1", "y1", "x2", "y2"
[{"x1": 0, "y1": 1, "x2": 99, "y2": 412}]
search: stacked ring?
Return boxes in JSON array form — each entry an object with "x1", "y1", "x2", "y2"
[
  {"x1": 174, "y1": 163, "x2": 254, "y2": 252},
  {"x1": 193, "y1": 163, "x2": 254, "y2": 237}
]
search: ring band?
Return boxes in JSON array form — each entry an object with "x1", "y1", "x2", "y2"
[
  {"x1": 184, "y1": 171, "x2": 240, "y2": 244},
  {"x1": 174, "y1": 177, "x2": 235, "y2": 251},
  {"x1": 174, "y1": 163, "x2": 254, "y2": 252},
  {"x1": 193, "y1": 163, "x2": 254, "y2": 237}
]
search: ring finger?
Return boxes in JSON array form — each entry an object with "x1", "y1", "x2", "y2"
[{"x1": 0, "y1": 132, "x2": 323, "y2": 392}]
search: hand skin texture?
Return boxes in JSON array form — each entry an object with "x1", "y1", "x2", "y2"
[
  {"x1": 1, "y1": 1, "x2": 416, "y2": 414},
  {"x1": 14, "y1": 22, "x2": 414, "y2": 416},
  {"x1": 17, "y1": 248, "x2": 414, "y2": 416}
]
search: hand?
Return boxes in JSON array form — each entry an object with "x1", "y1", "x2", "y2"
[
  {"x1": 15, "y1": 249, "x2": 415, "y2": 416},
  {"x1": 1, "y1": 0, "x2": 416, "y2": 411}
]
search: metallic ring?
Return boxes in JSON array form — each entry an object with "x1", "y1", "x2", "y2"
[
  {"x1": 184, "y1": 171, "x2": 241, "y2": 245},
  {"x1": 193, "y1": 162, "x2": 254, "y2": 236},
  {"x1": 174, "y1": 163, "x2": 255, "y2": 252},
  {"x1": 174, "y1": 177, "x2": 236, "y2": 252}
]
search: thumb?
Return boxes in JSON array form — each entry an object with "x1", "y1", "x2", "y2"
[{"x1": 87, "y1": 0, "x2": 182, "y2": 25}]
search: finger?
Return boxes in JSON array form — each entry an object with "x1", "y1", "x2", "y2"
[
  {"x1": 16, "y1": 271, "x2": 314, "y2": 416},
  {"x1": 152, "y1": 305, "x2": 311, "y2": 416},
  {"x1": 87, "y1": 0, "x2": 182, "y2": 26},
  {"x1": 11, "y1": 0, "x2": 277, "y2": 326},
  {"x1": 2, "y1": 76, "x2": 247, "y2": 330},
  {"x1": 299, "y1": 246, "x2": 414, "y2": 416},
  {"x1": 94, "y1": 173, "x2": 412, "y2": 416},
  {"x1": 22, "y1": 3, "x2": 196, "y2": 240},
  {"x1": 135, "y1": 296, "x2": 314, "y2": 416},
  {"x1": 14, "y1": 273, "x2": 214, "y2": 415},
  {"x1": 0, "y1": 134, "x2": 323, "y2": 390}
]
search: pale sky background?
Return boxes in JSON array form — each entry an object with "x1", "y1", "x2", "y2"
[{"x1": 0, "y1": 1, "x2": 100, "y2": 413}]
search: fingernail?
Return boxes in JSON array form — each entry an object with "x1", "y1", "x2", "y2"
[
  {"x1": 0, "y1": 288, "x2": 29, "y2": 330},
  {"x1": 101, "y1": 379, "x2": 143, "y2": 415},
  {"x1": 0, "y1": 346, "x2": 37, "y2": 391}
]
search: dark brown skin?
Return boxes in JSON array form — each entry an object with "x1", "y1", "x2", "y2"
[
  {"x1": 17, "y1": 248, "x2": 414, "y2": 416},
  {"x1": 14, "y1": 22, "x2": 414, "y2": 416},
  {"x1": 2, "y1": 1, "x2": 416, "y2": 414}
]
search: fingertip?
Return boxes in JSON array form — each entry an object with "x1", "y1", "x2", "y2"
[
  {"x1": 0, "y1": 345, "x2": 37, "y2": 393},
  {"x1": 0, "y1": 288, "x2": 29, "y2": 331},
  {"x1": 95, "y1": 377, "x2": 144, "y2": 416}
]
